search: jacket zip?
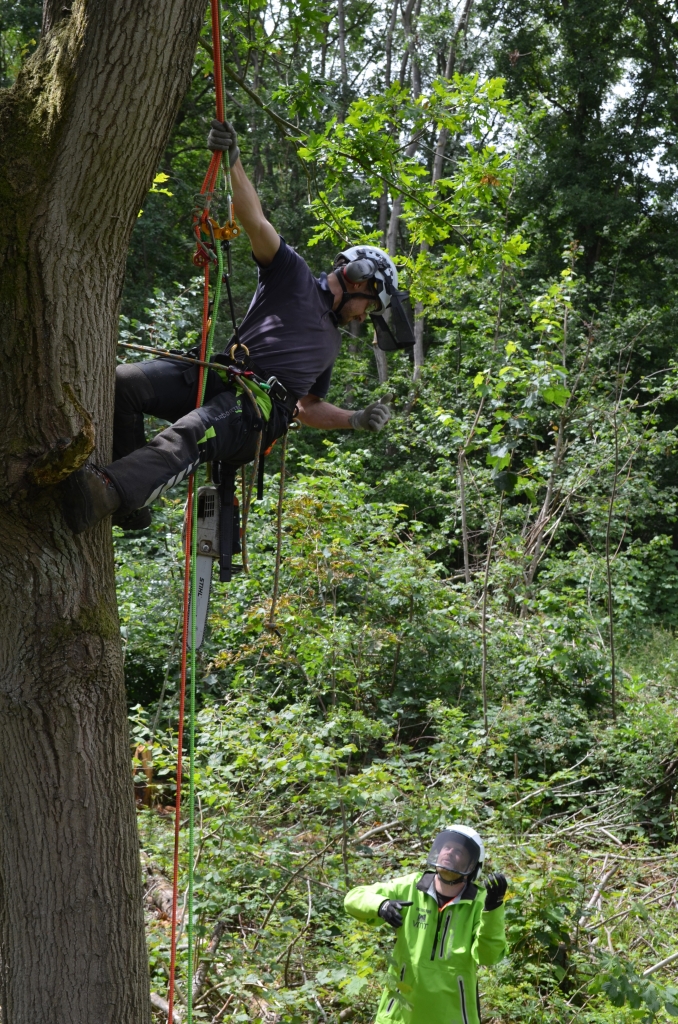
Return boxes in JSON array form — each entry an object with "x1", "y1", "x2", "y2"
[
  {"x1": 430, "y1": 911, "x2": 444, "y2": 960},
  {"x1": 438, "y1": 913, "x2": 451, "y2": 958},
  {"x1": 458, "y1": 976, "x2": 469, "y2": 1024}
]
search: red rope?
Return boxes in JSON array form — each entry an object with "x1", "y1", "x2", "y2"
[
  {"x1": 166, "y1": 2, "x2": 226, "y2": 1017},
  {"x1": 166, "y1": 476, "x2": 192, "y2": 1020}
]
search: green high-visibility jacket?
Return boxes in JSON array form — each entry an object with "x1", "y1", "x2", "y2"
[{"x1": 344, "y1": 872, "x2": 506, "y2": 1024}]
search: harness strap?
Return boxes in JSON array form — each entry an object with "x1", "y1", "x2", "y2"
[{"x1": 216, "y1": 464, "x2": 239, "y2": 582}]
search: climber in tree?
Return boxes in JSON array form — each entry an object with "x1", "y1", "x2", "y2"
[
  {"x1": 60, "y1": 119, "x2": 413, "y2": 533},
  {"x1": 344, "y1": 825, "x2": 508, "y2": 1024}
]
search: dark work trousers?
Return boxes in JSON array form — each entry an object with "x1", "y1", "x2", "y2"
[{"x1": 106, "y1": 358, "x2": 290, "y2": 514}]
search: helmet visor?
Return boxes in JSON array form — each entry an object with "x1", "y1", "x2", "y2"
[
  {"x1": 371, "y1": 291, "x2": 415, "y2": 351},
  {"x1": 426, "y1": 830, "x2": 481, "y2": 877}
]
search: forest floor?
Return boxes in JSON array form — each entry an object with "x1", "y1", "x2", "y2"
[{"x1": 119, "y1": 467, "x2": 678, "y2": 1024}]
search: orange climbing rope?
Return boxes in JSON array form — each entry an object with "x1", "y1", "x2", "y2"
[{"x1": 166, "y1": 2, "x2": 227, "y2": 1020}]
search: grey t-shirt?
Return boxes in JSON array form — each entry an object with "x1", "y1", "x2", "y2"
[{"x1": 238, "y1": 237, "x2": 341, "y2": 399}]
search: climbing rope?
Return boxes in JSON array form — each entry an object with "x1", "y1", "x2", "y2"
[
  {"x1": 167, "y1": 2, "x2": 227, "y2": 1021},
  {"x1": 162, "y1": 3, "x2": 290, "y2": 1013}
]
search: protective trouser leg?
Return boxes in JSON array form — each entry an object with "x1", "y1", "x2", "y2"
[
  {"x1": 113, "y1": 364, "x2": 154, "y2": 460},
  {"x1": 112, "y1": 358, "x2": 229, "y2": 461},
  {"x1": 105, "y1": 388, "x2": 253, "y2": 514}
]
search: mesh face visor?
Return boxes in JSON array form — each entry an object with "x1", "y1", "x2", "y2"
[
  {"x1": 370, "y1": 290, "x2": 415, "y2": 351},
  {"x1": 426, "y1": 830, "x2": 481, "y2": 876}
]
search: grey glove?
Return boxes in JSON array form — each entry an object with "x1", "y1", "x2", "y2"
[
  {"x1": 349, "y1": 396, "x2": 393, "y2": 432},
  {"x1": 207, "y1": 118, "x2": 240, "y2": 165}
]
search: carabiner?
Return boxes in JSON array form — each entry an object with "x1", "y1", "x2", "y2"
[{"x1": 229, "y1": 342, "x2": 250, "y2": 366}]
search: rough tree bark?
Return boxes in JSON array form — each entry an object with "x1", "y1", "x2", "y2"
[{"x1": 0, "y1": 1, "x2": 206, "y2": 1021}]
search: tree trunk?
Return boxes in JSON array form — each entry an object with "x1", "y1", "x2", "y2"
[
  {"x1": 0, "y1": 1, "x2": 205, "y2": 1021},
  {"x1": 386, "y1": 195, "x2": 402, "y2": 256},
  {"x1": 383, "y1": 0, "x2": 399, "y2": 88},
  {"x1": 344, "y1": 320, "x2": 359, "y2": 403},
  {"x1": 373, "y1": 334, "x2": 389, "y2": 383},
  {"x1": 412, "y1": 0, "x2": 474, "y2": 383},
  {"x1": 337, "y1": 0, "x2": 348, "y2": 112},
  {"x1": 431, "y1": 0, "x2": 474, "y2": 183},
  {"x1": 400, "y1": 0, "x2": 423, "y2": 98}
]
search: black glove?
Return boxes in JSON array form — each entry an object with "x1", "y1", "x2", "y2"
[
  {"x1": 207, "y1": 118, "x2": 240, "y2": 165},
  {"x1": 484, "y1": 873, "x2": 507, "y2": 912},
  {"x1": 349, "y1": 396, "x2": 393, "y2": 432},
  {"x1": 378, "y1": 899, "x2": 413, "y2": 929}
]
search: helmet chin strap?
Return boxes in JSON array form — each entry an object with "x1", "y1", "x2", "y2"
[{"x1": 333, "y1": 269, "x2": 379, "y2": 314}]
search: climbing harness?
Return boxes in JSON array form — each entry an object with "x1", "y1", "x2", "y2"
[{"x1": 116, "y1": 339, "x2": 288, "y2": 421}]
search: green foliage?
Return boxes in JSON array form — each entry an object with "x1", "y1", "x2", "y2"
[
  {"x1": 0, "y1": 0, "x2": 40, "y2": 88},
  {"x1": 118, "y1": 444, "x2": 678, "y2": 1022}
]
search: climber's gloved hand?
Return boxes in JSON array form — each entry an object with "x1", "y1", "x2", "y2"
[
  {"x1": 207, "y1": 118, "x2": 240, "y2": 165},
  {"x1": 378, "y1": 899, "x2": 413, "y2": 929},
  {"x1": 349, "y1": 396, "x2": 393, "y2": 432},
  {"x1": 484, "y1": 872, "x2": 508, "y2": 912}
]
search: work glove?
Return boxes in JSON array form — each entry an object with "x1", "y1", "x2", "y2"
[
  {"x1": 207, "y1": 118, "x2": 240, "y2": 166},
  {"x1": 378, "y1": 899, "x2": 413, "y2": 928},
  {"x1": 349, "y1": 396, "x2": 392, "y2": 432},
  {"x1": 483, "y1": 872, "x2": 508, "y2": 912}
]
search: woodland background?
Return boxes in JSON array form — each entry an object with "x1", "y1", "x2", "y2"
[{"x1": 4, "y1": 0, "x2": 678, "y2": 1020}]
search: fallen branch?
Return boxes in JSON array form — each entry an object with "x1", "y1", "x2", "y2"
[
  {"x1": 192, "y1": 919, "x2": 227, "y2": 1003},
  {"x1": 354, "y1": 820, "x2": 400, "y2": 843},
  {"x1": 584, "y1": 851, "x2": 678, "y2": 862},
  {"x1": 281, "y1": 880, "x2": 313, "y2": 987},
  {"x1": 141, "y1": 852, "x2": 174, "y2": 919},
  {"x1": 252, "y1": 836, "x2": 338, "y2": 951},
  {"x1": 587, "y1": 885, "x2": 677, "y2": 933},
  {"x1": 599, "y1": 827, "x2": 623, "y2": 847},
  {"x1": 508, "y1": 764, "x2": 592, "y2": 810},
  {"x1": 151, "y1": 991, "x2": 182, "y2": 1023},
  {"x1": 578, "y1": 862, "x2": 620, "y2": 928},
  {"x1": 643, "y1": 950, "x2": 678, "y2": 977},
  {"x1": 249, "y1": 849, "x2": 342, "y2": 894}
]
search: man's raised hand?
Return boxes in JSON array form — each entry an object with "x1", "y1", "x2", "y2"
[
  {"x1": 483, "y1": 873, "x2": 508, "y2": 912},
  {"x1": 207, "y1": 118, "x2": 240, "y2": 166}
]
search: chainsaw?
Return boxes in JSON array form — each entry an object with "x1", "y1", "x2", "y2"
[{"x1": 183, "y1": 467, "x2": 241, "y2": 649}]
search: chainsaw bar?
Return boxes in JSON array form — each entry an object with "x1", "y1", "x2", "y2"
[
  {"x1": 191, "y1": 555, "x2": 214, "y2": 650},
  {"x1": 184, "y1": 485, "x2": 221, "y2": 650}
]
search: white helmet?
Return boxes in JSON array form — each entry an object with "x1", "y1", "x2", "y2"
[
  {"x1": 426, "y1": 825, "x2": 485, "y2": 879},
  {"x1": 334, "y1": 245, "x2": 399, "y2": 312}
]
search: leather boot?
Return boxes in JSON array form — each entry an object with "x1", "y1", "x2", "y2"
[{"x1": 59, "y1": 465, "x2": 121, "y2": 534}]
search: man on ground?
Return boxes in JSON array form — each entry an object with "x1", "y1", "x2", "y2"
[{"x1": 344, "y1": 825, "x2": 508, "y2": 1023}]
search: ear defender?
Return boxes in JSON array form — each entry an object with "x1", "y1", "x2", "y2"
[{"x1": 344, "y1": 258, "x2": 378, "y2": 283}]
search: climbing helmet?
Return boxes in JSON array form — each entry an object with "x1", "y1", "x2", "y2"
[{"x1": 426, "y1": 824, "x2": 485, "y2": 882}]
